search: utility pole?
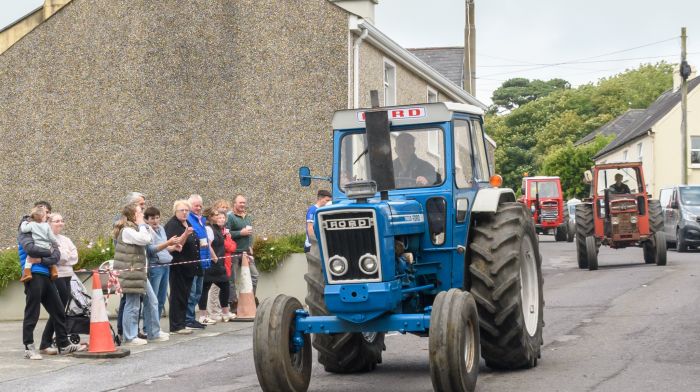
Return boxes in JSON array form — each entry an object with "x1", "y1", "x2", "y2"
[
  {"x1": 463, "y1": 0, "x2": 476, "y2": 96},
  {"x1": 680, "y1": 27, "x2": 689, "y2": 185}
]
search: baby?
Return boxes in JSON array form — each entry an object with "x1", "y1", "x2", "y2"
[{"x1": 20, "y1": 206, "x2": 59, "y2": 282}]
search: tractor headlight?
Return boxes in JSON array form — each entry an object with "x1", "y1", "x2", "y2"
[
  {"x1": 530, "y1": 205, "x2": 536, "y2": 214},
  {"x1": 630, "y1": 216, "x2": 638, "y2": 224},
  {"x1": 328, "y1": 255, "x2": 348, "y2": 276},
  {"x1": 358, "y1": 253, "x2": 379, "y2": 275},
  {"x1": 611, "y1": 217, "x2": 619, "y2": 225}
]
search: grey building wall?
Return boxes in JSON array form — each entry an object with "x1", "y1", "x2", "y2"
[{"x1": 0, "y1": 0, "x2": 349, "y2": 245}]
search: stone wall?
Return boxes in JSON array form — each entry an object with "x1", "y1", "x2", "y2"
[{"x1": 0, "y1": 0, "x2": 349, "y2": 245}]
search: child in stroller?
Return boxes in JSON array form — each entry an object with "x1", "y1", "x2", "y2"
[{"x1": 63, "y1": 274, "x2": 120, "y2": 346}]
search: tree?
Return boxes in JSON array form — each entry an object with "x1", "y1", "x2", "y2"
[{"x1": 491, "y1": 77, "x2": 570, "y2": 112}]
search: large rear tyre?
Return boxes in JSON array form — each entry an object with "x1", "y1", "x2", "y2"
[
  {"x1": 654, "y1": 231, "x2": 667, "y2": 266},
  {"x1": 575, "y1": 204, "x2": 594, "y2": 269},
  {"x1": 564, "y1": 208, "x2": 575, "y2": 242},
  {"x1": 429, "y1": 289, "x2": 480, "y2": 392},
  {"x1": 304, "y1": 233, "x2": 385, "y2": 373},
  {"x1": 469, "y1": 202, "x2": 544, "y2": 370},
  {"x1": 586, "y1": 236, "x2": 598, "y2": 271},
  {"x1": 253, "y1": 295, "x2": 311, "y2": 392}
]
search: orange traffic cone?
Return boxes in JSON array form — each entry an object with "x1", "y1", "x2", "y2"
[
  {"x1": 73, "y1": 270, "x2": 130, "y2": 358},
  {"x1": 234, "y1": 254, "x2": 257, "y2": 321}
]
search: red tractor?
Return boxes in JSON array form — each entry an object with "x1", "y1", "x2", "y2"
[
  {"x1": 575, "y1": 162, "x2": 666, "y2": 270},
  {"x1": 519, "y1": 176, "x2": 568, "y2": 241}
]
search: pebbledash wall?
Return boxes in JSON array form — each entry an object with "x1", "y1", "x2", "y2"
[{"x1": 0, "y1": 0, "x2": 349, "y2": 245}]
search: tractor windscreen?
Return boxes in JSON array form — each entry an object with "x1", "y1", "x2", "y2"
[
  {"x1": 529, "y1": 181, "x2": 559, "y2": 198},
  {"x1": 339, "y1": 128, "x2": 445, "y2": 191},
  {"x1": 596, "y1": 168, "x2": 641, "y2": 195}
]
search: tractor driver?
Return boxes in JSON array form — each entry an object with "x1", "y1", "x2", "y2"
[
  {"x1": 393, "y1": 133, "x2": 439, "y2": 187},
  {"x1": 609, "y1": 173, "x2": 631, "y2": 194}
]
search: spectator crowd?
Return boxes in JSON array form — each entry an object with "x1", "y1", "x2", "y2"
[{"x1": 17, "y1": 192, "x2": 259, "y2": 359}]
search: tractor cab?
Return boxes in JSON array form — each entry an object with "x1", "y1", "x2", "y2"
[{"x1": 518, "y1": 176, "x2": 566, "y2": 240}]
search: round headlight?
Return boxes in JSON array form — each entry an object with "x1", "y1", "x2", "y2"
[
  {"x1": 611, "y1": 217, "x2": 619, "y2": 225},
  {"x1": 328, "y1": 256, "x2": 348, "y2": 276},
  {"x1": 630, "y1": 216, "x2": 638, "y2": 224},
  {"x1": 359, "y1": 253, "x2": 378, "y2": 275}
]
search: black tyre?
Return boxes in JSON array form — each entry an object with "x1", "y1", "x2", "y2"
[
  {"x1": 586, "y1": 236, "x2": 598, "y2": 271},
  {"x1": 304, "y1": 233, "x2": 385, "y2": 373},
  {"x1": 643, "y1": 241, "x2": 655, "y2": 264},
  {"x1": 575, "y1": 204, "x2": 594, "y2": 269},
  {"x1": 644, "y1": 200, "x2": 666, "y2": 263},
  {"x1": 654, "y1": 231, "x2": 667, "y2": 266},
  {"x1": 429, "y1": 289, "x2": 480, "y2": 392},
  {"x1": 564, "y1": 208, "x2": 575, "y2": 242},
  {"x1": 253, "y1": 295, "x2": 311, "y2": 392},
  {"x1": 677, "y1": 228, "x2": 689, "y2": 252},
  {"x1": 469, "y1": 202, "x2": 544, "y2": 369},
  {"x1": 555, "y1": 224, "x2": 567, "y2": 242}
]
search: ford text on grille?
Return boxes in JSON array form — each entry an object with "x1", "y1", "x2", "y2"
[{"x1": 323, "y1": 217, "x2": 374, "y2": 230}]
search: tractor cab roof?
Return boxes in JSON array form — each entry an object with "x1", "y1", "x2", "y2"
[
  {"x1": 332, "y1": 102, "x2": 484, "y2": 130},
  {"x1": 524, "y1": 176, "x2": 560, "y2": 181},
  {"x1": 593, "y1": 161, "x2": 643, "y2": 170}
]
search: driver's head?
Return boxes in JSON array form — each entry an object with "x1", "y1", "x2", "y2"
[
  {"x1": 614, "y1": 173, "x2": 623, "y2": 184},
  {"x1": 396, "y1": 133, "x2": 416, "y2": 162}
]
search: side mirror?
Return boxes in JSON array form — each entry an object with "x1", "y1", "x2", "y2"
[
  {"x1": 299, "y1": 166, "x2": 311, "y2": 187},
  {"x1": 583, "y1": 170, "x2": 593, "y2": 184}
]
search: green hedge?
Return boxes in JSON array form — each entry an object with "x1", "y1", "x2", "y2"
[
  {"x1": 252, "y1": 233, "x2": 305, "y2": 273},
  {"x1": 0, "y1": 248, "x2": 20, "y2": 290}
]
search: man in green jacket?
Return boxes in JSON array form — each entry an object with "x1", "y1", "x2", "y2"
[{"x1": 226, "y1": 194, "x2": 259, "y2": 309}]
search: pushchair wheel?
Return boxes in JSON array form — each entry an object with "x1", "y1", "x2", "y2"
[{"x1": 69, "y1": 334, "x2": 81, "y2": 344}]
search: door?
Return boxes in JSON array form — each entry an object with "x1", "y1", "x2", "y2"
[{"x1": 453, "y1": 118, "x2": 475, "y2": 289}]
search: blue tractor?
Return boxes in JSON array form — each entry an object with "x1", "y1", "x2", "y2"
[{"x1": 253, "y1": 98, "x2": 544, "y2": 392}]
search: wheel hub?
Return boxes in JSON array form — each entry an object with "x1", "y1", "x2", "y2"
[{"x1": 519, "y1": 236, "x2": 539, "y2": 336}]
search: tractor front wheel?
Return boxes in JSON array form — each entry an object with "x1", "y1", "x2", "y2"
[
  {"x1": 564, "y1": 208, "x2": 575, "y2": 242},
  {"x1": 575, "y1": 204, "x2": 594, "y2": 269},
  {"x1": 429, "y1": 289, "x2": 480, "y2": 392},
  {"x1": 253, "y1": 295, "x2": 311, "y2": 392},
  {"x1": 654, "y1": 232, "x2": 667, "y2": 266},
  {"x1": 586, "y1": 236, "x2": 599, "y2": 271},
  {"x1": 555, "y1": 224, "x2": 567, "y2": 242},
  {"x1": 469, "y1": 202, "x2": 543, "y2": 370},
  {"x1": 304, "y1": 233, "x2": 385, "y2": 373}
]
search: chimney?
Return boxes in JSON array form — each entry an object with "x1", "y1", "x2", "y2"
[
  {"x1": 330, "y1": 0, "x2": 379, "y2": 24},
  {"x1": 674, "y1": 63, "x2": 696, "y2": 91}
]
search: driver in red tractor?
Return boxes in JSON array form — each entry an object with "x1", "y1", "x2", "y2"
[{"x1": 609, "y1": 173, "x2": 631, "y2": 194}]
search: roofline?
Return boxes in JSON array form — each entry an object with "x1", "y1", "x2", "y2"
[
  {"x1": 351, "y1": 17, "x2": 486, "y2": 110},
  {"x1": 0, "y1": 4, "x2": 43, "y2": 34},
  {"x1": 406, "y1": 46, "x2": 464, "y2": 51},
  {"x1": 593, "y1": 130, "x2": 649, "y2": 159}
]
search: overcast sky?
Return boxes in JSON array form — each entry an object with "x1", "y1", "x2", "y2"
[
  {"x1": 2, "y1": 0, "x2": 699, "y2": 106},
  {"x1": 376, "y1": 0, "x2": 700, "y2": 105}
]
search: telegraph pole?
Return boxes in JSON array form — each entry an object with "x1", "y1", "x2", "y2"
[
  {"x1": 680, "y1": 27, "x2": 689, "y2": 185},
  {"x1": 463, "y1": 0, "x2": 476, "y2": 95}
]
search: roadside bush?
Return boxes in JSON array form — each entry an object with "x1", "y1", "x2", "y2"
[
  {"x1": 252, "y1": 233, "x2": 305, "y2": 272},
  {"x1": 0, "y1": 247, "x2": 21, "y2": 290}
]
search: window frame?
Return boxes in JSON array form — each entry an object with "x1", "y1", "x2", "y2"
[
  {"x1": 691, "y1": 136, "x2": 700, "y2": 167},
  {"x1": 383, "y1": 58, "x2": 397, "y2": 106},
  {"x1": 427, "y1": 86, "x2": 438, "y2": 103}
]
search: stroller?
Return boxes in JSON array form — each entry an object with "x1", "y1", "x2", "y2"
[{"x1": 63, "y1": 273, "x2": 121, "y2": 346}]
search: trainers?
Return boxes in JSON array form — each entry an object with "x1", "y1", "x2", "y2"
[
  {"x1": 150, "y1": 333, "x2": 170, "y2": 342},
  {"x1": 222, "y1": 313, "x2": 236, "y2": 322},
  {"x1": 198, "y1": 316, "x2": 217, "y2": 325},
  {"x1": 39, "y1": 346, "x2": 58, "y2": 355},
  {"x1": 24, "y1": 344, "x2": 42, "y2": 360},
  {"x1": 185, "y1": 323, "x2": 205, "y2": 330},
  {"x1": 171, "y1": 329, "x2": 193, "y2": 335},
  {"x1": 124, "y1": 337, "x2": 148, "y2": 346},
  {"x1": 137, "y1": 331, "x2": 147, "y2": 339},
  {"x1": 58, "y1": 343, "x2": 86, "y2": 355}
]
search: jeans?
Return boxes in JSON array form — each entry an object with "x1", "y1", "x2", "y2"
[
  {"x1": 148, "y1": 265, "x2": 170, "y2": 317},
  {"x1": 186, "y1": 275, "x2": 204, "y2": 323},
  {"x1": 121, "y1": 281, "x2": 160, "y2": 341}
]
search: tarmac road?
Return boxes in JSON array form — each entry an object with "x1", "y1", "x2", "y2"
[{"x1": 2, "y1": 236, "x2": 698, "y2": 392}]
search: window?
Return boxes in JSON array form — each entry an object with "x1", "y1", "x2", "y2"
[
  {"x1": 595, "y1": 167, "x2": 641, "y2": 196},
  {"x1": 692, "y1": 136, "x2": 700, "y2": 165},
  {"x1": 659, "y1": 188, "x2": 672, "y2": 208},
  {"x1": 471, "y1": 120, "x2": 491, "y2": 179},
  {"x1": 427, "y1": 87, "x2": 438, "y2": 103},
  {"x1": 622, "y1": 150, "x2": 628, "y2": 161},
  {"x1": 454, "y1": 120, "x2": 474, "y2": 188},
  {"x1": 383, "y1": 59, "x2": 396, "y2": 106},
  {"x1": 637, "y1": 142, "x2": 643, "y2": 160}
]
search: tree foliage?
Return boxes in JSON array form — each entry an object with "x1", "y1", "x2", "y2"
[
  {"x1": 486, "y1": 62, "x2": 673, "y2": 194},
  {"x1": 490, "y1": 77, "x2": 570, "y2": 112}
]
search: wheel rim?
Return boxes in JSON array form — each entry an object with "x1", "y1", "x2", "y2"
[
  {"x1": 463, "y1": 319, "x2": 476, "y2": 372},
  {"x1": 288, "y1": 328, "x2": 305, "y2": 372},
  {"x1": 519, "y1": 235, "x2": 539, "y2": 336}
]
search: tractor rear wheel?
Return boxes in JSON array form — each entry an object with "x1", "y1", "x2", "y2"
[
  {"x1": 469, "y1": 202, "x2": 543, "y2": 370},
  {"x1": 575, "y1": 204, "x2": 594, "y2": 269},
  {"x1": 586, "y1": 236, "x2": 599, "y2": 270},
  {"x1": 654, "y1": 231, "x2": 667, "y2": 266},
  {"x1": 253, "y1": 295, "x2": 311, "y2": 392},
  {"x1": 644, "y1": 200, "x2": 666, "y2": 264},
  {"x1": 564, "y1": 208, "x2": 575, "y2": 242},
  {"x1": 429, "y1": 289, "x2": 480, "y2": 392},
  {"x1": 304, "y1": 233, "x2": 385, "y2": 373}
]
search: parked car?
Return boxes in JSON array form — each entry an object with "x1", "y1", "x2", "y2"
[{"x1": 659, "y1": 185, "x2": 700, "y2": 252}]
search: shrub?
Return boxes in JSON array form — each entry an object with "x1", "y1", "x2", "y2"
[
  {"x1": 74, "y1": 236, "x2": 115, "y2": 272},
  {"x1": 252, "y1": 233, "x2": 305, "y2": 272},
  {"x1": 0, "y1": 247, "x2": 21, "y2": 290}
]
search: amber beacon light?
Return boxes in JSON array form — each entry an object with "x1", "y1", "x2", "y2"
[{"x1": 489, "y1": 174, "x2": 503, "y2": 188}]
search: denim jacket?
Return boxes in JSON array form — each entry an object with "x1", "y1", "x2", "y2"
[{"x1": 146, "y1": 225, "x2": 174, "y2": 266}]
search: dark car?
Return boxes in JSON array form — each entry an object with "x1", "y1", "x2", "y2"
[{"x1": 659, "y1": 185, "x2": 700, "y2": 252}]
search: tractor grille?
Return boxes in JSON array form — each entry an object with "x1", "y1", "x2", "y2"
[
  {"x1": 541, "y1": 201, "x2": 559, "y2": 222},
  {"x1": 318, "y1": 210, "x2": 380, "y2": 283},
  {"x1": 612, "y1": 213, "x2": 637, "y2": 235}
]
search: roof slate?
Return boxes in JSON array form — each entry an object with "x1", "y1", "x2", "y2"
[
  {"x1": 408, "y1": 47, "x2": 464, "y2": 88},
  {"x1": 575, "y1": 109, "x2": 646, "y2": 146},
  {"x1": 594, "y1": 76, "x2": 700, "y2": 158}
]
